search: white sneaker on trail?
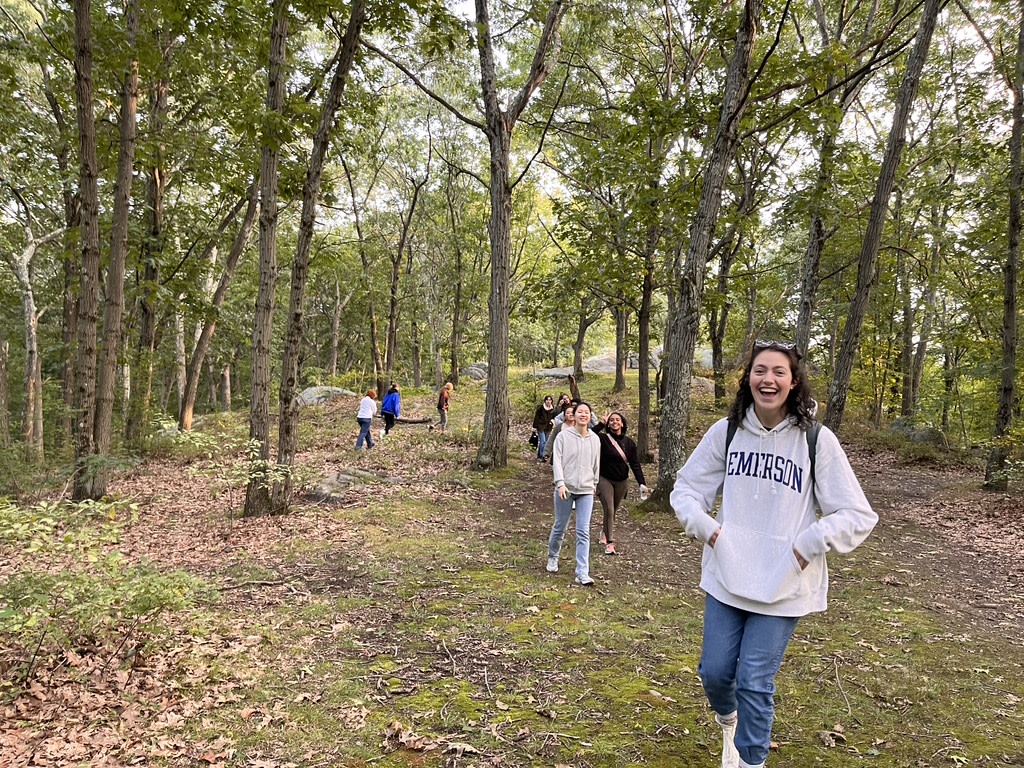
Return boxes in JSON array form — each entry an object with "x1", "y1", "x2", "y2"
[
  {"x1": 716, "y1": 712, "x2": 740, "y2": 768},
  {"x1": 546, "y1": 557, "x2": 558, "y2": 573}
]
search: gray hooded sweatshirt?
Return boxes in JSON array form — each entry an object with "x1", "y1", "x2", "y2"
[
  {"x1": 552, "y1": 426, "x2": 601, "y2": 495},
  {"x1": 670, "y1": 407, "x2": 877, "y2": 617}
]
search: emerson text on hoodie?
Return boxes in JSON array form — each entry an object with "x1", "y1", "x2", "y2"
[{"x1": 670, "y1": 409, "x2": 877, "y2": 617}]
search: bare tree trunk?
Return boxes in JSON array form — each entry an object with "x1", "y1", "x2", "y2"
[
  {"x1": 411, "y1": 318, "x2": 422, "y2": 387},
  {"x1": 0, "y1": 340, "x2": 9, "y2": 447},
  {"x1": 824, "y1": 0, "x2": 942, "y2": 433},
  {"x1": 90, "y1": 0, "x2": 140, "y2": 496},
  {"x1": 342, "y1": 157, "x2": 387, "y2": 391},
  {"x1": 125, "y1": 176, "x2": 162, "y2": 445},
  {"x1": 175, "y1": 310, "x2": 186, "y2": 411},
  {"x1": 636, "y1": 262, "x2": 654, "y2": 462},
  {"x1": 179, "y1": 183, "x2": 258, "y2": 430},
  {"x1": 329, "y1": 280, "x2": 341, "y2": 377},
  {"x1": 474, "y1": 0, "x2": 567, "y2": 470},
  {"x1": 613, "y1": 301, "x2": 627, "y2": 393},
  {"x1": 986, "y1": 2, "x2": 1024, "y2": 490},
  {"x1": 222, "y1": 364, "x2": 232, "y2": 411},
  {"x1": 244, "y1": 0, "x2": 288, "y2": 517},
  {"x1": 655, "y1": 0, "x2": 764, "y2": 499},
  {"x1": 71, "y1": 0, "x2": 102, "y2": 500},
  {"x1": 274, "y1": 1, "x2": 366, "y2": 512},
  {"x1": 5, "y1": 229, "x2": 59, "y2": 462},
  {"x1": 795, "y1": 130, "x2": 835, "y2": 357},
  {"x1": 385, "y1": 170, "x2": 428, "y2": 384}
]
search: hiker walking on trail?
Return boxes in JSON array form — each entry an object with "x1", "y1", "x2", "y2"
[
  {"x1": 670, "y1": 340, "x2": 877, "y2": 768},
  {"x1": 381, "y1": 384, "x2": 401, "y2": 436},
  {"x1": 546, "y1": 401, "x2": 601, "y2": 587},
  {"x1": 532, "y1": 395, "x2": 556, "y2": 462},
  {"x1": 430, "y1": 383, "x2": 453, "y2": 433},
  {"x1": 594, "y1": 412, "x2": 647, "y2": 556},
  {"x1": 354, "y1": 389, "x2": 378, "y2": 451}
]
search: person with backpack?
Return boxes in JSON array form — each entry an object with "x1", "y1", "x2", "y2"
[
  {"x1": 381, "y1": 384, "x2": 401, "y2": 436},
  {"x1": 430, "y1": 382, "x2": 454, "y2": 433},
  {"x1": 670, "y1": 340, "x2": 877, "y2": 768}
]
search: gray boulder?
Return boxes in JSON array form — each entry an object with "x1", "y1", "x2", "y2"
[{"x1": 298, "y1": 386, "x2": 356, "y2": 406}]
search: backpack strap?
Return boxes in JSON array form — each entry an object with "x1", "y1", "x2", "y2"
[
  {"x1": 724, "y1": 419, "x2": 820, "y2": 491},
  {"x1": 807, "y1": 422, "x2": 821, "y2": 491},
  {"x1": 725, "y1": 419, "x2": 738, "y2": 455}
]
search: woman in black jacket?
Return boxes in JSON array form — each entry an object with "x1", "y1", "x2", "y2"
[
  {"x1": 532, "y1": 395, "x2": 556, "y2": 461},
  {"x1": 595, "y1": 412, "x2": 647, "y2": 555}
]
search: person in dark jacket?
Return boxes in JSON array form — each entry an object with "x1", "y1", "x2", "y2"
[
  {"x1": 594, "y1": 412, "x2": 647, "y2": 555},
  {"x1": 381, "y1": 384, "x2": 401, "y2": 436},
  {"x1": 532, "y1": 395, "x2": 556, "y2": 461}
]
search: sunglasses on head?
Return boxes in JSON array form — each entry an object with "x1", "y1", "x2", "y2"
[{"x1": 754, "y1": 339, "x2": 796, "y2": 351}]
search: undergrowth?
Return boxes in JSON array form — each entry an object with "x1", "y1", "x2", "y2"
[{"x1": 0, "y1": 496, "x2": 212, "y2": 696}]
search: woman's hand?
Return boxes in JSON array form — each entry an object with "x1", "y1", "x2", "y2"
[
  {"x1": 708, "y1": 528, "x2": 721, "y2": 548},
  {"x1": 794, "y1": 548, "x2": 809, "y2": 570},
  {"x1": 558, "y1": 486, "x2": 569, "y2": 500}
]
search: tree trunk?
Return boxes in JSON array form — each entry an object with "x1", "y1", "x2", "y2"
[
  {"x1": 613, "y1": 301, "x2": 627, "y2": 393},
  {"x1": 222, "y1": 364, "x2": 232, "y2": 411},
  {"x1": 824, "y1": 0, "x2": 943, "y2": 433},
  {"x1": 654, "y1": 0, "x2": 764, "y2": 499},
  {"x1": 985, "y1": 2, "x2": 1024, "y2": 490},
  {"x1": 0, "y1": 339, "x2": 9, "y2": 447},
  {"x1": 71, "y1": 0, "x2": 102, "y2": 501},
  {"x1": 274, "y1": 1, "x2": 366, "y2": 512},
  {"x1": 794, "y1": 129, "x2": 836, "y2": 358},
  {"x1": 329, "y1": 280, "x2": 341, "y2": 377},
  {"x1": 636, "y1": 261, "x2": 654, "y2": 462},
  {"x1": 7, "y1": 234, "x2": 56, "y2": 463},
  {"x1": 244, "y1": 0, "x2": 288, "y2": 517},
  {"x1": 126, "y1": 67, "x2": 170, "y2": 447},
  {"x1": 91, "y1": 0, "x2": 140, "y2": 496},
  {"x1": 179, "y1": 183, "x2": 258, "y2": 430},
  {"x1": 474, "y1": 0, "x2": 567, "y2": 470}
]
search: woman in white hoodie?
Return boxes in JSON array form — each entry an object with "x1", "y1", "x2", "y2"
[{"x1": 670, "y1": 340, "x2": 877, "y2": 768}]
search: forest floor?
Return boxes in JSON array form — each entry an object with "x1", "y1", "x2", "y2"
[{"x1": 2, "y1": 388, "x2": 1024, "y2": 767}]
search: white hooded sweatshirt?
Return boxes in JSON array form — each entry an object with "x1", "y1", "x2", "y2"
[{"x1": 670, "y1": 407, "x2": 877, "y2": 617}]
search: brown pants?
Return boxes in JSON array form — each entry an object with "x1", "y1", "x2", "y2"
[{"x1": 596, "y1": 476, "x2": 629, "y2": 544}]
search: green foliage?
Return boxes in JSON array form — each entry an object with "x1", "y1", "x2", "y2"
[
  {"x1": 0, "y1": 497, "x2": 210, "y2": 690},
  {"x1": 144, "y1": 416, "x2": 246, "y2": 461}
]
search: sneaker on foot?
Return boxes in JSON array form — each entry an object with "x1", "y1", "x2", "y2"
[
  {"x1": 599, "y1": 532, "x2": 607, "y2": 545},
  {"x1": 546, "y1": 557, "x2": 558, "y2": 573},
  {"x1": 604, "y1": 543, "x2": 617, "y2": 556},
  {"x1": 716, "y1": 712, "x2": 740, "y2": 768},
  {"x1": 574, "y1": 575, "x2": 595, "y2": 587},
  {"x1": 428, "y1": 424, "x2": 435, "y2": 431}
]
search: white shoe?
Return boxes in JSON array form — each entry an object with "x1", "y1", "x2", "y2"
[
  {"x1": 716, "y1": 712, "x2": 740, "y2": 768},
  {"x1": 546, "y1": 557, "x2": 558, "y2": 573}
]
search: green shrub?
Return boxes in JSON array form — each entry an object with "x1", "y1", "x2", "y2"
[{"x1": 0, "y1": 497, "x2": 211, "y2": 690}]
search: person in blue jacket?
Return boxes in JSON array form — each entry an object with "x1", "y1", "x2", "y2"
[
  {"x1": 671, "y1": 340, "x2": 877, "y2": 768},
  {"x1": 381, "y1": 383, "x2": 401, "y2": 436}
]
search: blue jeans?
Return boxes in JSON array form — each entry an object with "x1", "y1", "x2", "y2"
[
  {"x1": 536, "y1": 430, "x2": 548, "y2": 459},
  {"x1": 547, "y1": 490, "x2": 593, "y2": 580},
  {"x1": 699, "y1": 594, "x2": 800, "y2": 765},
  {"x1": 355, "y1": 417, "x2": 374, "y2": 450}
]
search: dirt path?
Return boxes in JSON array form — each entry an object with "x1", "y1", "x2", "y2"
[{"x1": 480, "y1": 444, "x2": 1024, "y2": 645}]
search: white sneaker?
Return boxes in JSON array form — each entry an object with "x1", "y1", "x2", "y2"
[
  {"x1": 546, "y1": 557, "x2": 558, "y2": 573},
  {"x1": 716, "y1": 712, "x2": 740, "y2": 768}
]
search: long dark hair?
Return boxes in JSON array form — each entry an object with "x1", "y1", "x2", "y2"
[{"x1": 727, "y1": 341, "x2": 816, "y2": 429}]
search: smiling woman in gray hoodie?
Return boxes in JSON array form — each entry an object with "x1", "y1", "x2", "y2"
[
  {"x1": 670, "y1": 340, "x2": 877, "y2": 768},
  {"x1": 545, "y1": 401, "x2": 601, "y2": 586}
]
